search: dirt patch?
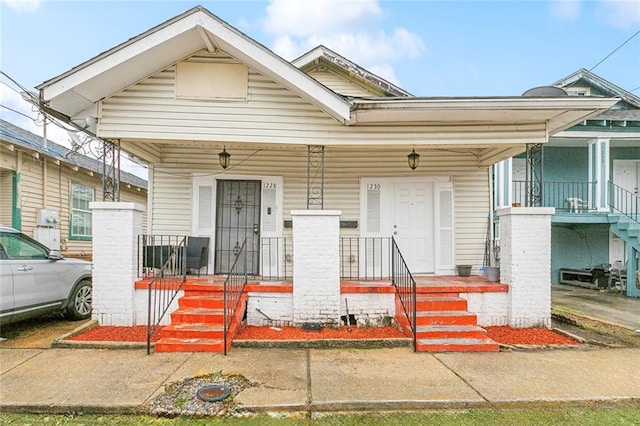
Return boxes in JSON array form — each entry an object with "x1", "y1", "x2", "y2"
[
  {"x1": 0, "y1": 314, "x2": 90, "y2": 349},
  {"x1": 67, "y1": 325, "x2": 161, "y2": 342},
  {"x1": 485, "y1": 326, "x2": 578, "y2": 346},
  {"x1": 552, "y1": 309, "x2": 640, "y2": 348}
]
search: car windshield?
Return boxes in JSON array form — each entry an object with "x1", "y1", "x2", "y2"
[{"x1": 0, "y1": 232, "x2": 48, "y2": 260}]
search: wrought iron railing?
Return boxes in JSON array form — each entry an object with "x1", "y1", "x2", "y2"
[
  {"x1": 223, "y1": 238, "x2": 248, "y2": 355},
  {"x1": 258, "y1": 237, "x2": 293, "y2": 281},
  {"x1": 512, "y1": 181, "x2": 596, "y2": 211},
  {"x1": 340, "y1": 237, "x2": 391, "y2": 280},
  {"x1": 609, "y1": 181, "x2": 639, "y2": 223},
  {"x1": 139, "y1": 235, "x2": 187, "y2": 354},
  {"x1": 391, "y1": 236, "x2": 417, "y2": 351}
]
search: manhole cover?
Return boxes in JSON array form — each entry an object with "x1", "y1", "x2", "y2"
[{"x1": 196, "y1": 384, "x2": 231, "y2": 402}]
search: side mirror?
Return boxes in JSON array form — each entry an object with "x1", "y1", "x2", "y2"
[{"x1": 48, "y1": 250, "x2": 63, "y2": 260}]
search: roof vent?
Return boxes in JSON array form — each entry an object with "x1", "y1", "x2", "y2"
[{"x1": 522, "y1": 86, "x2": 568, "y2": 97}]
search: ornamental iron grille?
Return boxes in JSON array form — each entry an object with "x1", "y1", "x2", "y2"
[
  {"x1": 101, "y1": 139, "x2": 121, "y2": 202},
  {"x1": 525, "y1": 143, "x2": 543, "y2": 207},
  {"x1": 306, "y1": 145, "x2": 325, "y2": 209}
]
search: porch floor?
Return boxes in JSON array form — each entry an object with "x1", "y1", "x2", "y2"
[{"x1": 135, "y1": 275, "x2": 509, "y2": 294}]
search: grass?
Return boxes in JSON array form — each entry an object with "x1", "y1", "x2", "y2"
[{"x1": 1, "y1": 403, "x2": 640, "y2": 426}]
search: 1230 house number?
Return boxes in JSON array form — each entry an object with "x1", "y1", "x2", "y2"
[{"x1": 367, "y1": 183, "x2": 381, "y2": 190}]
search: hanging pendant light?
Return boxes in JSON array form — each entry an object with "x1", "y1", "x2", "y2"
[
  {"x1": 218, "y1": 146, "x2": 230, "y2": 169},
  {"x1": 407, "y1": 149, "x2": 420, "y2": 170}
]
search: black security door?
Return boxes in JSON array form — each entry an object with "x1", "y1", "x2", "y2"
[{"x1": 214, "y1": 180, "x2": 261, "y2": 274}]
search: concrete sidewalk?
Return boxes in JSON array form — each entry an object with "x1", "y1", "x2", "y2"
[{"x1": 1, "y1": 346, "x2": 639, "y2": 414}]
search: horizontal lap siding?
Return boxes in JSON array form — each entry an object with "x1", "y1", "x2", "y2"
[
  {"x1": 0, "y1": 169, "x2": 13, "y2": 225},
  {"x1": 307, "y1": 69, "x2": 379, "y2": 97},
  {"x1": 152, "y1": 145, "x2": 489, "y2": 264}
]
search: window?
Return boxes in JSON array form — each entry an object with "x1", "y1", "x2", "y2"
[{"x1": 70, "y1": 182, "x2": 94, "y2": 239}]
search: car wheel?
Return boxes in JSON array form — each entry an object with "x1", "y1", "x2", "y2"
[{"x1": 66, "y1": 280, "x2": 92, "y2": 320}]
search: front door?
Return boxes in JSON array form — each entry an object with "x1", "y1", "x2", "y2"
[
  {"x1": 393, "y1": 181, "x2": 434, "y2": 273},
  {"x1": 215, "y1": 180, "x2": 261, "y2": 274}
]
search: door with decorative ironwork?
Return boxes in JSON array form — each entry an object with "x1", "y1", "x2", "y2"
[{"x1": 215, "y1": 180, "x2": 261, "y2": 275}]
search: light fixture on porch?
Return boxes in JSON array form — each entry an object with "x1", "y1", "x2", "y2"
[
  {"x1": 407, "y1": 149, "x2": 420, "y2": 170},
  {"x1": 218, "y1": 146, "x2": 230, "y2": 169}
]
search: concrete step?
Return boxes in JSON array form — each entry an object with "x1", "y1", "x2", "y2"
[
  {"x1": 415, "y1": 296, "x2": 467, "y2": 311},
  {"x1": 179, "y1": 295, "x2": 224, "y2": 309},
  {"x1": 415, "y1": 325, "x2": 490, "y2": 340},
  {"x1": 170, "y1": 308, "x2": 224, "y2": 324},
  {"x1": 416, "y1": 337, "x2": 499, "y2": 352},
  {"x1": 155, "y1": 337, "x2": 224, "y2": 353},
  {"x1": 415, "y1": 311, "x2": 478, "y2": 326},
  {"x1": 160, "y1": 323, "x2": 224, "y2": 340}
]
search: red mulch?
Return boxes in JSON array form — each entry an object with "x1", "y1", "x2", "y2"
[
  {"x1": 68, "y1": 324, "x2": 578, "y2": 346},
  {"x1": 485, "y1": 326, "x2": 578, "y2": 346},
  {"x1": 68, "y1": 326, "x2": 162, "y2": 342}
]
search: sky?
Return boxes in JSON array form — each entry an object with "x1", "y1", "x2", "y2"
[{"x1": 1, "y1": 0, "x2": 639, "y2": 178}]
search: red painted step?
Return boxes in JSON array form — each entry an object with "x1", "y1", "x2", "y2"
[
  {"x1": 170, "y1": 308, "x2": 224, "y2": 324},
  {"x1": 416, "y1": 325, "x2": 490, "y2": 340},
  {"x1": 155, "y1": 337, "x2": 224, "y2": 352},
  {"x1": 416, "y1": 311, "x2": 478, "y2": 326},
  {"x1": 179, "y1": 295, "x2": 224, "y2": 309},
  {"x1": 416, "y1": 296, "x2": 467, "y2": 311},
  {"x1": 160, "y1": 323, "x2": 224, "y2": 340}
]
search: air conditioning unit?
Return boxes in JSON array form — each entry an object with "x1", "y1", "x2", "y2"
[{"x1": 38, "y1": 209, "x2": 59, "y2": 227}]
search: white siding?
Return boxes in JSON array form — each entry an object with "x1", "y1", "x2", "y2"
[
  {"x1": 99, "y1": 58, "x2": 544, "y2": 146},
  {"x1": 307, "y1": 69, "x2": 380, "y2": 97},
  {"x1": 0, "y1": 169, "x2": 13, "y2": 225},
  {"x1": 150, "y1": 145, "x2": 489, "y2": 266}
]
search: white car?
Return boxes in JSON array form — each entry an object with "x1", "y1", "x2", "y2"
[{"x1": 0, "y1": 225, "x2": 92, "y2": 325}]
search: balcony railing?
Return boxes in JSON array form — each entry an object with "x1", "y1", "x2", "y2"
[{"x1": 512, "y1": 181, "x2": 596, "y2": 211}]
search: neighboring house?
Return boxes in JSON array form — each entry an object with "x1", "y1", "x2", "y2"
[
  {"x1": 0, "y1": 119, "x2": 148, "y2": 260},
  {"x1": 33, "y1": 6, "x2": 616, "y2": 351},
  {"x1": 494, "y1": 69, "x2": 640, "y2": 297}
]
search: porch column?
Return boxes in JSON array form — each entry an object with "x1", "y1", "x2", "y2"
[
  {"x1": 497, "y1": 207, "x2": 555, "y2": 328},
  {"x1": 90, "y1": 202, "x2": 145, "y2": 326},
  {"x1": 588, "y1": 138, "x2": 610, "y2": 211},
  {"x1": 627, "y1": 248, "x2": 639, "y2": 298},
  {"x1": 291, "y1": 210, "x2": 341, "y2": 326}
]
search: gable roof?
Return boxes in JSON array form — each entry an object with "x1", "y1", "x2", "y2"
[
  {"x1": 553, "y1": 68, "x2": 640, "y2": 109},
  {"x1": 0, "y1": 119, "x2": 147, "y2": 190},
  {"x1": 37, "y1": 6, "x2": 351, "y2": 123},
  {"x1": 292, "y1": 45, "x2": 412, "y2": 98}
]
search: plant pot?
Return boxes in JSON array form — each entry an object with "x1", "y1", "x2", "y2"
[
  {"x1": 456, "y1": 264, "x2": 472, "y2": 277},
  {"x1": 486, "y1": 266, "x2": 500, "y2": 282}
]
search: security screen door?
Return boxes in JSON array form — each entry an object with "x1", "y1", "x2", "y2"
[{"x1": 214, "y1": 180, "x2": 261, "y2": 275}]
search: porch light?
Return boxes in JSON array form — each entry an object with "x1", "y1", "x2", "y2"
[
  {"x1": 407, "y1": 149, "x2": 420, "y2": 170},
  {"x1": 218, "y1": 146, "x2": 230, "y2": 169}
]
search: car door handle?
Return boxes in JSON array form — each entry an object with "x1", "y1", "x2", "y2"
[{"x1": 16, "y1": 265, "x2": 33, "y2": 272}]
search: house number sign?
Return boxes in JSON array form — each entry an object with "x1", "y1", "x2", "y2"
[
  {"x1": 263, "y1": 182, "x2": 277, "y2": 189},
  {"x1": 367, "y1": 183, "x2": 381, "y2": 191}
]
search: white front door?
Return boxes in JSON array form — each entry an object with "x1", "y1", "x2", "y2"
[
  {"x1": 614, "y1": 160, "x2": 639, "y2": 195},
  {"x1": 361, "y1": 177, "x2": 453, "y2": 275},
  {"x1": 393, "y1": 182, "x2": 434, "y2": 273}
]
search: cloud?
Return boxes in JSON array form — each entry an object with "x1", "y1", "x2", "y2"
[
  {"x1": 262, "y1": 0, "x2": 424, "y2": 86},
  {"x1": 549, "y1": 0, "x2": 582, "y2": 21},
  {"x1": 1, "y1": 0, "x2": 42, "y2": 13},
  {"x1": 599, "y1": 0, "x2": 640, "y2": 29}
]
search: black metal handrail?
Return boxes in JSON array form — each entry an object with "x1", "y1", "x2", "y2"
[
  {"x1": 258, "y1": 237, "x2": 293, "y2": 281},
  {"x1": 340, "y1": 237, "x2": 391, "y2": 280},
  {"x1": 223, "y1": 238, "x2": 248, "y2": 355},
  {"x1": 391, "y1": 236, "x2": 417, "y2": 351},
  {"x1": 609, "y1": 181, "x2": 639, "y2": 223},
  {"x1": 140, "y1": 235, "x2": 187, "y2": 354},
  {"x1": 512, "y1": 180, "x2": 596, "y2": 211}
]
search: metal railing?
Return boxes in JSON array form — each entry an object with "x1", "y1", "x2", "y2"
[
  {"x1": 512, "y1": 181, "x2": 596, "y2": 211},
  {"x1": 391, "y1": 236, "x2": 417, "y2": 351},
  {"x1": 609, "y1": 181, "x2": 639, "y2": 223},
  {"x1": 258, "y1": 237, "x2": 293, "y2": 281},
  {"x1": 340, "y1": 237, "x2": 391, "y2": 280},
  {"x1": 139, "y1": 234, "x2": 188, "y2": 354},
  {"x1": 223, "y1": 238, "x2": 248, "y2": 355}
]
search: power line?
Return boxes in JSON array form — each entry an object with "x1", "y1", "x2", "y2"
[
  {"x1": 586, "y1": 29, "x2": 640, "y2": 74},
  {"x1": 0, "y1": 103, "x2": 38, "y2": 121}
]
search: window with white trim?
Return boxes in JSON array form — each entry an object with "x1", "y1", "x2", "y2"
[{"x1": 70, "y1": 182, "x2": 94, "y2": 239}]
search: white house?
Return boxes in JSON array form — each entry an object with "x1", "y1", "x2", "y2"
[{"x1": 35, "y1": 6, "x2": 615, "y2": 352}]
